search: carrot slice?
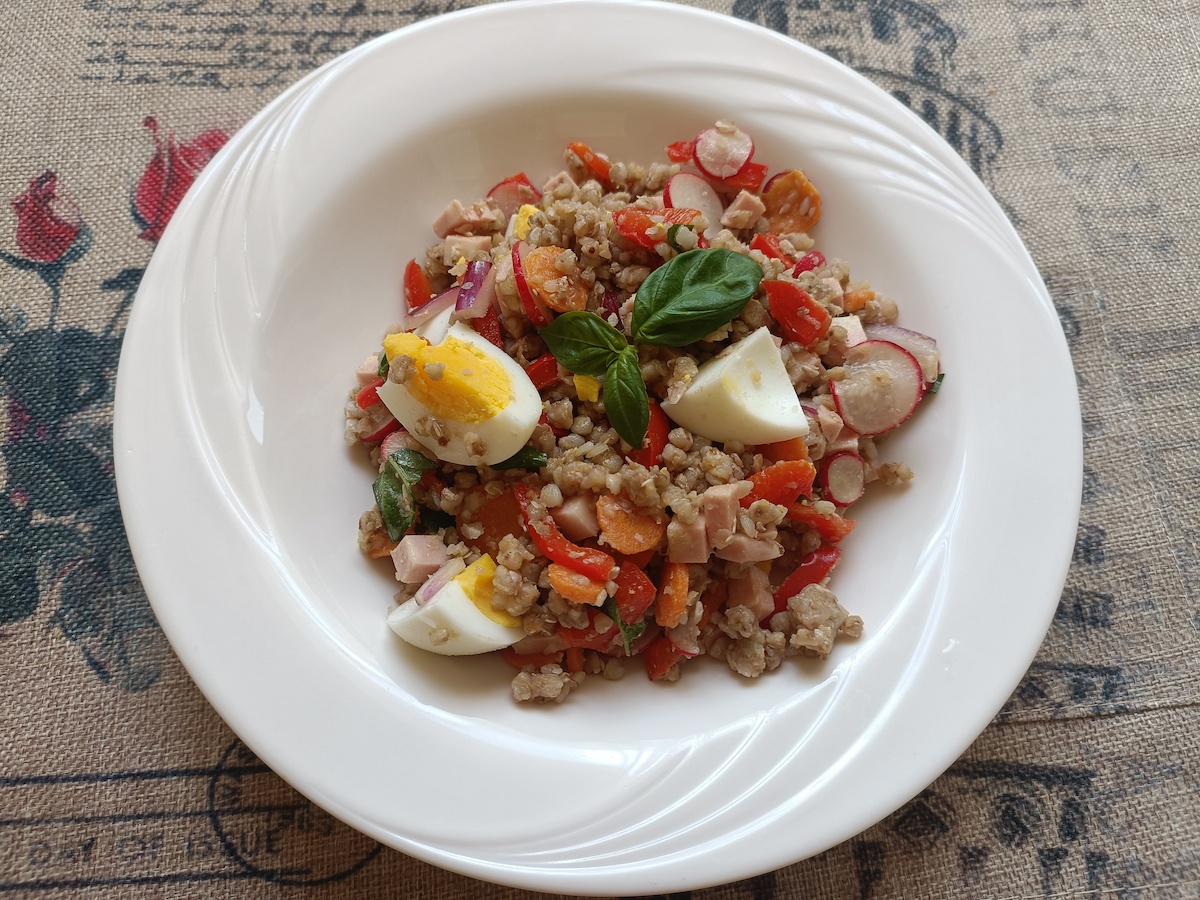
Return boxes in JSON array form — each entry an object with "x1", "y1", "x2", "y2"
[
  {"x1": 763, "y1": 169, "x2": 822, "y2": 234},
  {"x1": 843, "y1": 289, "x2": 875, "y2": 313},
  {"x1": 644, "y1": 634, "x2": 684, "y2": 681},
  {"x1": 596, "y1": 494, "x2": 667, "y2": 555},
  {"x1": 785, "y1": 502, "x2": 856, "y2": 543},
  {"x1": 741, "y1": 459, "x2": 817, "y2": 508},
  {"x1": 548, "y1": 562, "x2": 607, "y2": 605},
  {"x1": 565, "y1": 646, "x2": 585, "y2": 674},
  {"x1": 568, "y1": 141, "x2": 612, "y2": 185},
  {"x1": 521, "y1": 245, "x2": 589, "y2": 312},
  {"x1": 654, "y1": 561, "x2": 690, "y2": 628},
  {"x1": 761, "y1": 436, "x2": 810, "y2": 463}
]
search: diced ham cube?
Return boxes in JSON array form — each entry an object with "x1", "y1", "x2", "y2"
[
  {"x1": 721, "y1": 190, "x2": 767, "y2": 230},
  {"x1": 552, "y1": 495, "x2": 599, "y2": 542},
  {"x1": 391, "y1": 534, "x2": 450, "y2": 584},
  {"x1": 702, "y1": 483, "x2": 745, "y2": 551},
  {"x1": 356, "y1": 354, "x2": 381, "y2": 385},
  {"x1": 442, "y1": 235, "x2": 493, "y2": 265},
  {"x1": 714, "y1": 533, "x2": 782, "y2": 563},
  {"x1": 822, "y1": 277, "x2": 845, "y2": 314},
  {"x1": 541, "y1": 170, "x2": 577, "y2": 197},
  {"x1": 667, "y1": 511, "x2": 710, "y2": 564},
  {"x1": 432, "y1": 199, "x2": 503, "y2": 239},
  {"x1": 728, "y1": 566, "x2": 774, "y2": 622},
  {"x1": 826, "y1": 427, "x2": 860, "y2": 455},
  {"x1": 817, "y1": 405, "x2": 844, "y2": 444}
]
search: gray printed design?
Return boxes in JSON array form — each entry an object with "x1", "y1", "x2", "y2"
[
  {"x1": 730, "y1": 0, "x2": 1002, "y2": 182},
  {"x1": 0, "y1": 172, "x2": 166, "y2": 692}
]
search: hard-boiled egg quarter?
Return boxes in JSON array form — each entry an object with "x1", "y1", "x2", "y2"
[
  {"x1": 661, "y1": 326, "x2": 808, "y2": 445},
  {"x1": 387, "y1": 555, "x2": 524, "y2": 655},
  {"x1": 378, "y1": 321, "x2": 541, "y2": 466}
]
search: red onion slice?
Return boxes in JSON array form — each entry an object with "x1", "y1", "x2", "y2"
[
  {"x1": 400, "y1": 285, "x2": 458, "y2": 332},
  {"x1": 453, "y1": 260, "x2": 495, "y2": 320},
  {"x1": 414, "y1": 558, "x2": 466, "y2": 606}
]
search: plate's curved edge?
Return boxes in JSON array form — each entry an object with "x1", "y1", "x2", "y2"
[{"x1": 114, "y1": 1, "x2": 1084, "y2": 893}]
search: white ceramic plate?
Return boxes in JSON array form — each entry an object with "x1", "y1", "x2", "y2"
[{"x1": 114, "y1": 1, "x2": 1081, "y2": 892}]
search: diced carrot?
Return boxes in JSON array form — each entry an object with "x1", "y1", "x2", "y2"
[
  {"x1": 741, "y1": 459, "x2": 817, "y2": 508},
  {"x1": 763, "y1": 169, "x2": 822, "y2": 234},
  {"x1": 785, "y1": 502, "x2": 856, "y2": 543},
  {"x1": 568, "y1": 141, "x2": 612, "y2": 185},
  {"x1": 613, "y1": 562, "x2": 657, "y2": 624},
  {"x1": 644, "y1": 634, "x2": 684, "y2": 681},
  {"x1": 843, "y1": 289, "x2": 875, "y2": 313},
  {"x1": 501, "y1": 647, "x2": 565, "y2": 670},
  {"x1": 596, "y1": 494, "x2": 667, "y2": 555},
  {"x1": 548, "y1": 562, "x2": 607, "y2": 605},
  {"x1": 366, "y1": 535, "x2": 398, "y2": 559},
  {"x1": 654, "y1": 561, "x2": 690, "y2": 628},
  {"x1": 521, "y1": 245, "x2": 590, "y2": 312},
  {"x1": 697, "y1": 579, "x2": 727, "y2": 630},
  {"x1": 761, "y1": 436, "x2": 810, "y2": 463},
  {"x1": 565, "y1": 646, "x2": 585, "y2": 674},
  {"x1": 459, "y1": 487, "x2": 523, "y2": 558},
  {"x1": 621, "y1": 548, "x2": 657, "y2": 569}
]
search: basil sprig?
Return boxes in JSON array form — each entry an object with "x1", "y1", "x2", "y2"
[
  {"x1": 632, "y1": 249, "x2": 762, "y2": 346},
  {"x1": 603, "y1": 596, "x2": 647, "y2": 656},
  {"x1": 372, "y1": 448, "x2": 437, "y2": 541},
  {"x1": 539, "y1": 249, "x2": 762, "y2": 448},
  {"x1": 491, "y1": 445, "x2": 549, "y2": 470}
]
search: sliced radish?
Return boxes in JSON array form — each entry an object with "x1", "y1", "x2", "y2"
[
  {"x1": 664, "y1": 173, "x2": 725, "y2": 239},
  {"x1": 863, "y1": 324, "x2": 940, "y2": 384},
  {"x1": 486, "y1": 174, "x2": 541, "y2": 219},
  {"x1": 511, "y1": 241, "x2": 554, "y2": 328},
  {"x1": 693, "y1": 122, "x2": 754, "y2": 180},
  {"x1": 820, "y1": 451, "x2": 865, "y2": 507},
  {"x1": 453, "y1": 260, "x2": 495, "y2": 320},
  {"x1": 829, "y1": 340, "x2": 924, "y2": 436}
]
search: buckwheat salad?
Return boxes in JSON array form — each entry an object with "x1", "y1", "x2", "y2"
[{"x1": 345, "y1": 121, "x2": 943, "y2": 703}]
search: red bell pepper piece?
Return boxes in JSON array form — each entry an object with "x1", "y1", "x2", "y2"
[
  {"x1": 612, "y1": 207, "x2": 701, "y2": 249},
  {"x1": 568, "y1": 141, "x2": 612, "y2": 186},
  {"x1": 525, "y1": 353, "x2": 561, "y2": 391},
  {"x1": 472, "y1": 304, "x2": 505, "y2": 349},
  {"x1": 355, "y1": 376, "x2": 385, "y2": 410},
  {"x1": 749, "y1": 232, "x2": 794, "y2": 264},
  {"x1": 513, "y1": 483, "x2": 616, "y2": 581},
  {"x1": 771, "y1": 545, "x2": 841, "y2": 615},
  {"x1": 721, "y1": 161, "x2": 768, "y2": 191},
  {"x1": 500, "y1": 647, "x2": 564, "y2": 670},
  {"x1": 763, "y1": 280, "x2": 831, "y2": 346},
  {"x1": 644, "y1": 634, "x2": 686, "y2": 681},
  {"x1": 792, "y1": 250, "x2": 826, "y2": 275},
  {"x1": 538, "y1": 411, "x2": 568, "y2": 438},
  {"x1": 403, "y1": 258, "x2": 434, "y2": 312},
  {"x1": 626, "y1": 399, "x2": 671, "y2": 468},
  {"x1": 740, "y1": 459, "x2": 816, "y2": 508},
  {"x1": 559, "y1": 607, "x2": 620, "y2": 651},
  {"x1": 613, "y1": 561, "x2": 656, "y2": 625},
  {"x1": 785, "y1": 503, "x2": 856, "y2": 543},
  {"x1": 360, "y1": 417, "x2": 400, "y2": 444},
  {"x1": 665, "y1": 139, "x2": 695, "y2": 163}
]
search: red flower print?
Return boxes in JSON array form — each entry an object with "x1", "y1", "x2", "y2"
[
  {"x1": 11, "y1": 172, "x2": 81, "y2": 263},
  {"x1": 133, "y1": 116, "x2": 229, "y2": 243}
]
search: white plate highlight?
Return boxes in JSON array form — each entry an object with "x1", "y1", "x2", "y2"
[{"x1": 114, "y1": 1, "x2": 1081, "y2": 892}]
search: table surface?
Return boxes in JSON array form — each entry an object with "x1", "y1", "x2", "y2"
[{"x1": 2, "y1": 0, "x2": 1197, "y2": 897}]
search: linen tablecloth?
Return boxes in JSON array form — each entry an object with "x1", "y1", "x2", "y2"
[{"x1": 2, "y1": 0, "x2": 1197, "y2": 896}]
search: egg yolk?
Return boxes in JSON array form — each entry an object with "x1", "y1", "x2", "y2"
[
  {"x1": 383, "y1": 332, "x2": 512, "y2": 424},
  {"x1": 454, "y1": 555, "x2": 522, "y2": 627}
]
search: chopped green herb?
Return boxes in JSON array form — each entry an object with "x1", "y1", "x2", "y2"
[
  {"x1": 928, "y1": 373, "x2": 945, "y2": 394},
  {"x1": 418, "y1": 507, "x2": 456, "y2": 531},
  {"x1": 603, "y1": 596, "x2": 647, "y2": 656},
  {"x1": 491, "y1": 446, "x2": 549, "y2": 470},
  {"x1": 377, "y1": 350, "x2": 389, "y2": 378},
  {"x1": 372, "y1": 448, "x2": 438, "y2": 540}
]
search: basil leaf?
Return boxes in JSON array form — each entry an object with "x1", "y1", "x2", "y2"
[
  {"x1": 373, "y1": 470, "x2": 417, "y2": 541},
  {"x1": 491, "y1": 446, "x2": 549, "y2": 470},
  {"x1": 666, "y1": 223, "x2": 690, "y2": 254},
  {"x1": 376, "y1": 350, "x2": 389, "y2": 378},
  {"x1": 539, "y1": 310, "x2": 628, "y2": 376},
  {"x1": 603, "y1": 596, "x2": 647, "y2": 656},
  {"x1": 604, "y1": 346, "x2": 649, "y2": 449},
  {"x1": 385, "y1": 447, "x2": 437, "y2": 484},
  {"x1": 928, "y1": 372, "x2": 945, "y2": 394},
  {"x1": 632, "y1": 249, "x2": 763, "y2": 346}
]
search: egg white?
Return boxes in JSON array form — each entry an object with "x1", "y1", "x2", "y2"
[
  {"x1": 388, "y1": 581, "x2": 524, "y2": 655},
  {"x1": 661, "y1": 326, "x2": 808, "y2": 445}
]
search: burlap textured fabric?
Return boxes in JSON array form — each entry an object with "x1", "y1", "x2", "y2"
[{"x1": 1, "y1": 0, "x2": 1197, "y2": 897}]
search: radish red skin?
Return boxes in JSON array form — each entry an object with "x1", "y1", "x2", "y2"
[{"x1": 510, "y1": 242, "x2": 555, "y2": 328}]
